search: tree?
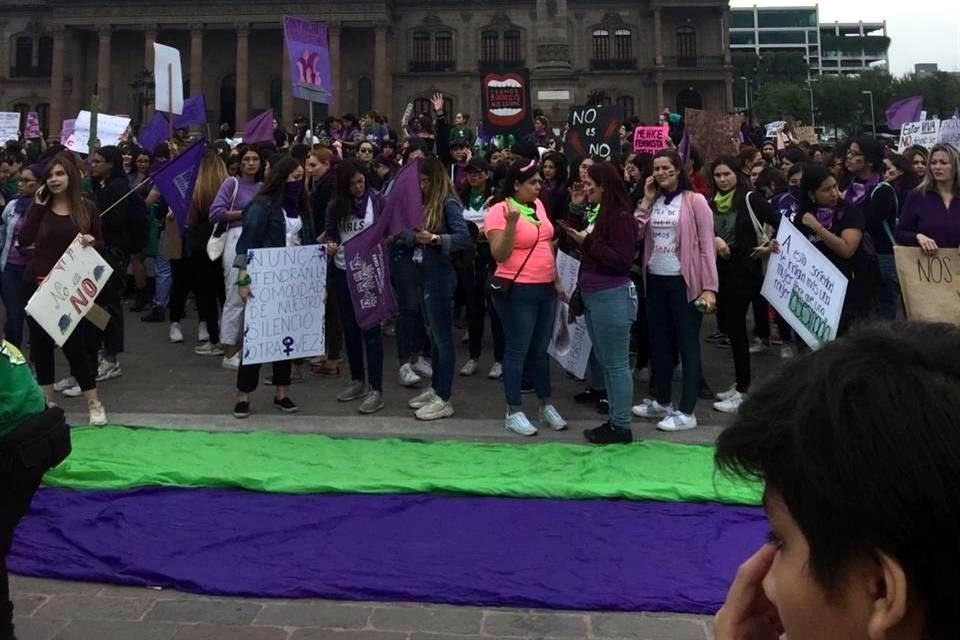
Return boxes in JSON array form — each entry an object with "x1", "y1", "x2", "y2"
[
  {"x1": 814, "y1": 75, "x2": 861, "y2": 134},
  {"x1": 752, "y1": 82, "x2": 810, "y2": 124}
]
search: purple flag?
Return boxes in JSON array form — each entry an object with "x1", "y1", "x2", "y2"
[
  {"x1": 342, "y1": 203, "x2": 396, "y2": 330},
  {"x1": 173, "y1": 95, "x2": 207, "y2": 129},
  {"x1": 243, "y1": 109, "x2": 274, "y2": 144},
  {"x1": 385, "y1": 158, "x2": 424, "y2": 235},
  {"x1": 150, "y1": 139, "x2": 206, "y2": 234},
  {"x1": 678, "y1": 127, "x2": 691, "y2": 165},
  {"x1": 283, "y1": 17, "x2": 333, "y2": 104},
  {"x1": 138, "y1": 111, "x2": 169, "y2": 154},
  {"x1": 885, "y1": 96, "x2": 924, "y2": 130}
]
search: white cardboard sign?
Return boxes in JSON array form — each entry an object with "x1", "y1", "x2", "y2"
[
  {"x1": 65, "y1": 111, "x2": 131, "y2": 152},
  {"x1": 0, "y1": 112, "x2": 20, "y2": 143},
  {"x1": 548, "y1": 251, "x2": 592, "y2": 379},
  {"x1": 153, "y1": 43, "x2": 184, "y2": 115},
  {"x1": 898, "y1": 119, "x2": 940, "y2": 152}
]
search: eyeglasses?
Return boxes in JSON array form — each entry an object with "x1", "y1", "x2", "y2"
[{"x1": 359, "y1": 148, "x2": 373, "y2": 154}]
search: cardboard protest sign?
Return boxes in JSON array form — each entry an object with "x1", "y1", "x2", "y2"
[
  {"x1": 283, "y1": 16, "x2": 333, "y2": 104},
  {"x1": 683, "y1": 108, "x2": 742, "y2": 162},
  {"x1": 894, "y1": 246, "x2": 960, "y2": 324},
  {"x1": 65, "y1": 111, "x2": 131, "y2": 152},
  {"x1": 548, "y1": 251, "x2": 592, "y2": 379},
  {"x1": 0, "y1": 112, "x2": 20, "y2": 143},
  {"x1": 937, "y1": 118, "x2": 960, "y2": 148},
  {"x1": 242, "y1": 245, "x2": 327, "y2": 365},
  {"x1": 564, "y1": 105, "x2": 622, "y2": 159},
  {"x1": 480, "y1": 69, "x2": 532, "y2": 138},
  {"x1": 761, "y1": 220, "x2": 848, "y2": 349},
  {"x1": 25, "y1": 237, "x2": 114, "y2": 347},
  {"x1": 632, "y1": 125, "x2": 670, "y2": 155},
  {"x1": 898, "y1": 119, "x2": 940, "y2": 152},
  {"x1": 794, "y1": 126, "x2": 817, "y2": 144},
  {"x1": 153, "y1": 43, "x2": 184, "y2": 115},
  {"x1": 765, "y1": 121, "x2": 786, "y2": 139},
  {"x1": 60, "y1": 119, "x2": 76, "y2": 146},
  {"x1": 25, "y1": 112, "x2": 41, "y2": 139}
]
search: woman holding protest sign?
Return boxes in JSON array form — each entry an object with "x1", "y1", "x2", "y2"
[
  {"x1": 631, "y1": 149, "x2": 717, "y2": 432},
  {"x1": 896, "y1": 143, "x2": 960, "y2": 256},
  {"x1": 211, "y1": 145, "x2": 264, "y2": 371},
  {"x1": 19, "y1": 153, "x2": 107, "y2": 425},
  {"x1": 231, "y1": 156, "x2": 315, "y2": 419}
]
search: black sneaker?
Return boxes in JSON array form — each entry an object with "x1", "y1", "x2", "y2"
[
  {"x1": 521, "y1": 384, "x2": 535, "y2": 394},
  {"x1": 233, "y1": 401, "x2": 250, "y2": 419},
  {"x1": 574, "y1": 388, "x2": 605, "y2": 404},
  {"x1": 141, "y1": 309, "x2": 165, "y2": 323},
  {"x1": 596, "y1": 398, "x2": 610, "y2": 415},
  {"x1": 705, "y1": 331, "x2": 727, "y2": 344},
  {"x1": 274, "y1": 397, "x2": 299, "y2": 413},
  {"x1": 583, "y1": 423, "x2": 633, "y2": 445}
]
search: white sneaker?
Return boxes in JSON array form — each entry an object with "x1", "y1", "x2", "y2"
[
  {"x1": 415, "y1": 397, "x2": 455, "y2": 421},
  {"x1": 780, "y1": 345, "x2": 797, "y2": 360},
  {"x1": 748, "y1": 337, "x2": 768, "y2": 354},
  {"x1": 412, "y1": 356, "x2": 433, "y2": 379},
  {"x1": 399, "y1": 363, "x2": 423, "y2": 387},
  {"x1": 88, "y1": 400, "x2": 108, "y2": 426},
  {"x1": 408, "y1": 387, "x2": 438, "y2": 409},
  {"x1": 62, "y1": 384, "x2": 83, "y2": 398},
  {"x1": 505, "y1": 411, "x2": 538, "y2": 437},
  {"x1": 539, "y1": 404, "x2": 568, "y2": 431},
  {"x1": 487, "y1": 362, "x2": 503, "y2": 380},
  {"x1": 95, "y1": 360, "x2": 122, "y2": 382},
  {"x1": 336, "y1": 381, "x2": 367, "y2": 402},
  {"x1": 198, "y1": 321, "x2": 210, "y2": 343},
  {"x1": 54, "y1": 376, "x2": 77, "y2": 392},
  {"x1": 657, "y1": 411, "x2": 699, "y2": 432},
  {"x1": 632, "y1": 399, "x2": 672, "y2": 419},
  {"x1": 713, "y1": 391, "x2": 745, "y2": 414},
  {"x1": 169, "y1": 322, "x2": 184, "y2": 343},
  {"x1": 715, "y1": 384, "x2": 738, "y2": 402},
  {"x1": 194, "y1": 341, "x2": 225, "y2": 356},
  {"x1": 221, "y1": 353, "x2": 241, "y2": 370},
  {"x1": 459, "y1": 359, "x2": 478, "y2": 376}
]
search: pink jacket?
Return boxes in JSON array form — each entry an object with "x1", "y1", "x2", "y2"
[{"x1": 635, "y1": 191, "x2": 719, "y2": 302}]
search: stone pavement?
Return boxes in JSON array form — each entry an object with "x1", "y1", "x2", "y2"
[{"x1": 14, "y1": 306, "x2": 784, "y2": 639}]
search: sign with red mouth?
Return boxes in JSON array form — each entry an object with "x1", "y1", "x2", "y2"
[{"x1": 481, "y1": 70, "x2": 532, "y2": 136}]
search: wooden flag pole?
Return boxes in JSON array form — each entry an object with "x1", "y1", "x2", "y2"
[
  {"x1": 88, "y1": 94, "x2": 100, "y2": 156},
  {"x1": 167, "y1": 63, "x2": 174, "y2": 144}
]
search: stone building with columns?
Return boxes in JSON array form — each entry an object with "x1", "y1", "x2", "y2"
[{"x1": 1, "y1": 0, "x2": 733, "y2": 141}]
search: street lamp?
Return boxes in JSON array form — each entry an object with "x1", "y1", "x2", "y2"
[
  {"x1": 130, "y1": 69, "x2": 155, "y2": 129},
  {"x1": 806, "y1": 79, "x2": 817, "y2": 129},
  {"x1": 861, "y1": 90, "x2": 877, "y2": 136}
]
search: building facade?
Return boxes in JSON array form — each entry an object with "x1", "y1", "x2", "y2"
[
  {"x1": 2, "y1": 0, "x2": 733, "y2": 140},
  {"x1": 730, "y1": 5, "x2": 889, "y2": 76}
]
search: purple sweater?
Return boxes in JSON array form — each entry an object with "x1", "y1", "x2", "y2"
[
  {"x1": 895, "y1": 189, "x2": 960, "y2": 249},
  {"x1": 578, "y1": 208, "x2": 639, "y2": 293},
  {"x1": 209, "y1": 177, "x2": 262, "y2": 228}
]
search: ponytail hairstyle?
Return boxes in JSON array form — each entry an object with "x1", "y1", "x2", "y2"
[{"x1": 492, "y1": 158, "x2": 541, "y2": 205}]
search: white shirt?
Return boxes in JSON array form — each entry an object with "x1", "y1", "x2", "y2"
[
  {"x1": 334, "y1": 196, "x2": 375, "y2": 270},
  {"x1": 283, "y1": 212, "x2": 303, "y2": 248},
  {"x1": 647, "y1": 195, "x2": 682, "y2": 276}
]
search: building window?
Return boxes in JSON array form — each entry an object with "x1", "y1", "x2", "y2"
[
  {"x1": 758, "y1": 31, "x2": 807, "y2": 45},
  {"x1": 614, "y1": 29, "x2": 632, "y2": 60},
  {"x1": 36, "y1": 103, "x2": 49, "y2": 134},
  {"x1": 435, "y1": 31, "x2": 453, "y2": 65},
  {"x1": 37, "y1": 36, "x2": 52, "y2": 76},
  {"x1": 413, "y1": 31, "x2": 431, "y2": 64},
  {"x1": 757, "y1": 9, "x2": 817, "y2": 28},
  {"x1": 270, "y1": 78, "x2": 282, "y2": 114},
  {"x1": 413, "y1": 96, "x2": 453, "y2": 116},
  {"x1": 481, "y1": 30, "x2": 498, "y2": 63},
  {"x1": 592, "y1": 29, "x2": 609, "y2": 61},
  {"x1": 730, "y1": 11, "x2": 755, "y2": 29},
  {"x1": 358, "y1": 78, "x2": 373, "y2": 114},
  {"x1": 13, "y1": 36, "x2": 32, "y2": 77},
  {"x1": 616, "y1": 96, "x2": 634, "y2": 118},
  {"x1": 730, "y1": 32, "x2": 756, "y2": 45},
  {"x1": 676, "y1": 25, "x2": 697, "y2": 66},
  {"x1": 503, "y1": 30, "x2": 522, "y2": 63}
]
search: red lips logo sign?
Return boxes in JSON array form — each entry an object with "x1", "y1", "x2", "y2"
[{"x1": 483, "y1": 73, "x2": 527, "y2": 127}]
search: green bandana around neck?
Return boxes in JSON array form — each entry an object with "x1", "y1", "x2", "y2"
[
  {"x1": 713, "y1": 189, "x2": 736, "y2": 214},
  {"x1": 508, "y1": 197, "x2": 540, "y2": 226}
]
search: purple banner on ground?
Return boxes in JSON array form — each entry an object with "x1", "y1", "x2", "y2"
[
  {"x1": 10, "y1": 488, "x2": 766, "y2": 613},
  {"x1": 283, "y1": 16, "x2": 333, "y2": 105}
]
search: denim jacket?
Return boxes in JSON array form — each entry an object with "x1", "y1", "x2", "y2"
[
  {"x1": 233, "y1": 196, "x2": 317, "y2": 269},
  {"x1": 0, "y1": 198, "x2": 27, "y2": 270},
  {"x1": 394, "y1": 197, "x2": 472, "y2": 268}
]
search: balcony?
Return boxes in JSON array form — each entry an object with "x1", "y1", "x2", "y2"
[
  {"x1": 661, "y1": 55, "x2": 724, "y2": 68},
  {"x1": 478, "y1": 59, "x2": 526, "y2": 71},
  {"x1": 590, "y1": 58, "x2": 637, "y2": 71},
  {"x1": 407, "y1": 60, "x2": 456, "y2": 73},
  {"x1": 9, "y1": 66, "x2": 51, "y2": 79}
]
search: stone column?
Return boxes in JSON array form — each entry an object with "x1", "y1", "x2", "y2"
[
  {"x1": 724, "y1": 76, "x2": 734, "y2": 112},
  {"x1": 70, "y1": 30, "x2": 85, "y2": 117},
  {"x1": 373, "y1": 25, "x2": 392, "y2": 119},
  {"x1": 655, "y1": 75, "x2": 664, "y2": 113},
  {"x1": 144, "y1": 29, "x2": 157, "y2": 121},
  {"x1": 328, "y1": 24, "x2": 341, "y2": 116},
  {"x1": 48, "y1": 26, "x2": 66, "y2": 142},
  {"x1": 653, "y1": 8, "x2": 663, "y2": 66},
  {"x1": 190, "y1": 25, "x2": 204, "y2": 99},
  {"x1": 96, "y1": 26, "x2": 112, "y2": 111},
  {"x1": 0, "y1": 21, "x2": 10, "y2": 82},
  {"x1": 281, "y1": 31, "x2": 294, "y2": 126},
  {"x1": 235, "y1": 24, "x2": 249, "y2": 130}
]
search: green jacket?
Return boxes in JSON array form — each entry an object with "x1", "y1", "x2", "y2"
[{"x1": 0, "y1": 340, "x2": 45, "y2": 437}]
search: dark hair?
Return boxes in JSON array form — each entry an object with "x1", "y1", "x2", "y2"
[
  {"x1": 492, "y1": 158, "x2": 541, "y2": 205},
  {"x1": 586, "y1": 162, "x2": 632, "y2": 219},
  {"x1": 737, "y1": 145, "x2": 760, "y2": 171},
  {"x1": 652, "y1": 149, "x2": 692, "y2": 193},
  {"x1": 786, "y1": 162, "x2": 804, "y2": 182},
  {"x1": 256, "y1": 155, "x2": 302, "y2": 206},
  {"x1": 708, "y1": 155, "x2": 748, "y2": 194},
  {"x1": 94, "y1": 145, "x2": 127, "y2": 181},
  {"x1": 236, "y1": 145, "x2": 266, "y2": 182},
  {"x1": 798, "y1": 162, "x2": 835, "y2": 213},
  {"x1": 331, "y1": 159, "x2": 366, "y2": 229},
  {"x1": 540, "y1": 151, "x2": 568, "y2": 185},
  {"x1": 781, "y1": 146, "x2": 808, "y2": 166},
  {"x1": 884, "y1": 152, "x2": 920, "y2": 191},
  {"x1": 715, "y1": 322, "x2": 960, "y2": 638},
  {"x1": 851, "y1": 135, "x2": 884, "y2": 173},
  {"x1": 755, "y1": 166, "x2": 788, "y2": 196},
  {"x1": 631, "y1": 153, "x2": 654, "y2": 185},
  {"x1": 289, "y1": 143, "x2": 310, "y2": 164}
]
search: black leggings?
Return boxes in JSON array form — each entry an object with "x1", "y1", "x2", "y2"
[
  {"x1": 24, "y1": 285, "x2": 100, "y2": 390},
  {"x1": 170, "y1": 254, "x2": 222, "y2": 344}
]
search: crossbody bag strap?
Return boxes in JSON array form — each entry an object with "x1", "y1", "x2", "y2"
[
  {"x1": 745, "y1": 190, "x2": 769, "y2": 244},
  {"x1": 509, "y1": 223, "x2": 541, "y2": 284}
]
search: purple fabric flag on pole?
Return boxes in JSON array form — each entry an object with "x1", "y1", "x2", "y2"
[
  {"x1": 150, "y1": 139, "x2": 206, "y2": 234},
  {"x1": 139, "y1": 111, "x2": 170, "y2": 154},
  {"x1": 243, "y1": 109, "x2": 274, "y2": 144},
  {"x1": 342, "y1": 204, "x2": 397, "y2": 330},
  {"x1": 172, "y1": 95, "x2": 207, "y2": 129},
  {"x1": 283, "y1": 17, "x2": 333, "y2": 105},
  {"x1": 678, "y1": 127, "x2": 691, "y2": 165},
  {"x1": 386, "y1": 158, "x2": 424, "y2": 235},
  {"x1": 885, "y1": 96, "x2": 924, "y2": 130}
]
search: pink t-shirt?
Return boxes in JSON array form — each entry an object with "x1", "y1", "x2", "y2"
[{"x1": 484, "y1": 199, "x2": 556, "y2": 284}]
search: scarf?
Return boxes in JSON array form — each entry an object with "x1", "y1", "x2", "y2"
[
  {"x1": 508, "y1": 197, "x2": 539, "y2": 226},
  {"x1": 662, "y1": 187, "x2": 683, "y2": 206},
  {"x1": 283, "y1": 180, "x2": 304, "y2": 218},
  {"x1": 467, "y1": 188, "x2": 486, "y2": 211},
  {"x1": 845, "y1": 173, "x2": 881, "y2": 207},
  {"x1": 585, "y1": 203, "x2": 600, "y2": 226},
  {"x1": 712, "y1": 189, "x2": 735, "y2": 214},
  {"x1": 815, "y1": 206, "x2": 837, "y2": 230},
  {"x1": 351, "y1": 191, "x2": 370, "y2": 219}
]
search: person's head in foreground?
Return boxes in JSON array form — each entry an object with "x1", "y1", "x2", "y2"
[{"x1": 714, "y1": 322, "x2": 960, "y2": 640}]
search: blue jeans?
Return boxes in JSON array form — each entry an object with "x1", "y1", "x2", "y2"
[
  {"x1": 390, "y1": 248, "x2": 428, "y2": 363},
  {"x1": 493, "y1": 283, "x2": 557, "y2": 409},
  {"x1": 583, "y1": 283, "x2": 638, "y2": 430},
  {"x1": 647, "y1": 274, "x2": 703, "y2": 415},
  {"x1": 153, "y1": 230, "x2": 173, "y2": 310},
  {"x1": 874, "y1": 253, "x2": 901, "y2": 321},
  {"x1": 422, "y1": 266, "x2": 458, "y2": 401},
  {"x1": 1, "y1": 263, "x2": 26, "y2": 347},
  {"x1": 331, "y1": 266, "x2": 384, "y2": 391}
]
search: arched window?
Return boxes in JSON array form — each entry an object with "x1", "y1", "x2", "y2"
[
  {"x1": 615, "y1": 96, "x2": 634, "y2": 119},
  {"x1": 677, "y1": 25, "x2": 697, "y2": 66},
  {"x1": 270, "y1": 78, "x2": 282, "y2": 115},
  {"x1": 36, "y1": 103, "x2": 50, "y2": 135},
  {"x1": 358, "y1": 78, "x2": 372, "y2": 115},
  {"x1": 13, "y1": 36, "x2": 32, "y2": 77},
  {"x1": 435, "y1": 31, "x2": 453, "y2": 68},
  {"x1": 480, "y1": 30, "x2": 498, "y2": 63},
  {"x1": 37, "y1": 36, "x2": 53, "y2": 76},
  {"x1": 592, "y1": 29, "x2": 610, "y2": 62},
  {"x1": 413, "y1": 31, "x2": 431, "y2": 64},
  {"x1": 414, "y1": 97, "x2": 431, "y2": 115},
  {"x1": 614, "y1": 29, "x2": 632, "y2": 61},
  {"x1": 503, "y1": 30, "x2": 522, "y2": 63}
]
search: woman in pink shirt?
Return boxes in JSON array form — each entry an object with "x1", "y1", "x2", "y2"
[
  {"x1": 631, "y1": 149, "x2": 718, "y2": 432},
  {"x1": 484, "y1": 159, "x2": 567, "y2": 437}
]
